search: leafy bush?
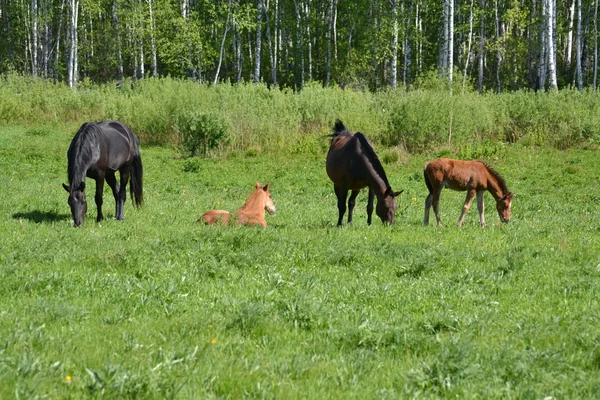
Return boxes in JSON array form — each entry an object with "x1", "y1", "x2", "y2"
[{"x1": 177, "y1": 111, "x2": 231, "y2": 157}]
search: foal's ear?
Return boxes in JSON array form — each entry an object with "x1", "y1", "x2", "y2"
[
  {"x1": 263, "y1": 182, "x2": 270, "y2": 192},
  {"x1": 255, "y1": 181, "x2": 260, "y2": 189},
  {"x1": 62, "y1": 183, "x2": 70, "y2": 193},
  {"x1": 392, "y1": 190, "x2": 404, "y2": 197}
]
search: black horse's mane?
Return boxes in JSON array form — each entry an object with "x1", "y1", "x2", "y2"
[
  {"x1": 481, "y1": 162, "x2": 510, "y2": 195},
  {"x1": 67, "y1": 122, "x2": 101, "y2": 188}
]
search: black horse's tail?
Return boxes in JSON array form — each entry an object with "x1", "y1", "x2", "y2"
[
  {"x1": 129, "y1": 150, "x2": 144, "y2": 208},
  {"x1": 423, "y1": 166, "x2": 433, "y2": 195}
]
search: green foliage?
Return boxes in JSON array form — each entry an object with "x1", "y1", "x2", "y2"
[
  {"x1": 2, "y1": 75, "x2": 600, "y2": 155},
  {"x1": 177, "y1": 110, "x2": 231, "y2": 157}
]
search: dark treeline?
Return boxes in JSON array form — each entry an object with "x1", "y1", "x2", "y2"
[{"x1": 1, "y1": 0, "x2": 599, "y2": 92}]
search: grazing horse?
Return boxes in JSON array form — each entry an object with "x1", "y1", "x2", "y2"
[
  {"x1": 326, "y1": 120, "x2": 403, "y2": 226},
  {"x1": 62, "y1": 120, "x2": 143, "y2": 227},
  {"x1": 423, "y1": 158, "x2": 514, "y2": 227},
  {"x1": 201, "y1": 182, "x2": 276, "y2": 228}
]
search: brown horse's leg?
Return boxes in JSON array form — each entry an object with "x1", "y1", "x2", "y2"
[
  {"x1": 457, "y1": 190, "x2": 476, "y2": 227},
  {"x1": 366, "y1": 188, "x2": 375, "y2": 225},
  {"x1": 116, "y1": 167, "x2": 130, "y2": 220},
  {"x1": 476, "y1": 191, "x2": 485, "y2": 226},
  {"x1": 334, "y1": 184, "x2": 348, "y2": 226},
  {"x1": 94, "y1": 173, "x2": 105, "y2": 222},
  {"x1": 106, "y1": 171, "x2": 120, "y2": 219},
  {"x1": 347, "y1": 190, "x2": 360, "y2": 224},
  {"x1": 424, "y1": 193, "x2": 433, "y2": 225},
  {"x1": 432, "y1": 187, "x2": 443, "y2": 226}
]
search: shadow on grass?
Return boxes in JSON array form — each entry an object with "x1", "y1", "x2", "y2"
[{"x1": 13, "y1": 210, "x2": 69, "y2": 224}]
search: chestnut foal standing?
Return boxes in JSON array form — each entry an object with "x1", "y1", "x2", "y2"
[{"x1": 423, "y1": 158, "x2": 514, "y2": 227}]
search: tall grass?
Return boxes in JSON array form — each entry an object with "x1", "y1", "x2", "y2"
[{"x1": 2, "y1": 73, "x2": 600, "y2": 154}]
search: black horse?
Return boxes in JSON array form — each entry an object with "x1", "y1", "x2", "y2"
[
  {"x1": 63, "y1": 120, "x2": 143, "y2": 227},
  {"x1": 326, "y1": 120, "x2": 403, "y2": 226}
]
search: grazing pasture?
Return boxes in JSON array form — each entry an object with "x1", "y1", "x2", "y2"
[{"x1": 1, "y1": 124, "x2": 599, "y2": 398}]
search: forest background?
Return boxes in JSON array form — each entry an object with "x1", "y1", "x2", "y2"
[{"x1": 2, "y1": 0, "x2": 600, "y2": 93}]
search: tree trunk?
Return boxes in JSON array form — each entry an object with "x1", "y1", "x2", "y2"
[
  {"x1": 148, "y1": 0, "x2": 157, "y2": 77},
  {"x1": 494, "y1": 0, "x2": 502, "y2": 92},
  {"x1": 254, "y1": 0, "x2": 263, "y2": 83},
  {"x1": 478, "y1": 0, "x2": 484, "y2": 93},
  {"x1": 113, "y1": 0, "x2": 123, "y2": 83},
  {"x1": 214, "y1": 0, "x2": 232, "y2": 85},
  {"x1": 305, "y1": 1, "x2": 312, "y2": 80},
  {"x1": 566, "y1": 0, "x2": 575, "y2": 69},
  {"x1": 575, "y1": 0, "x2": 583, "y2": 89},
  {"x1": 547, "y1": 0, "x2": 557, "y2": 89},
  {"x1": 449, "y1": 0, "x2": 454, "y2": 90},
  {"x1": 463, "y1": 0, "x2": 474, "y2": 90},
  {"x1": 390, "y1": 0, "x2": 398, "y2": 89},
  {"x1": 326, "y1": 0, "x2": 333, "y2": 87},
  {"x1": 30, "y1": 0, "x2": 38, "y2": 76},
  {"x1": 538, "y1": 0, "x2": 547, "y2": 89},
  {"x1": 68, "y1": 0, "x2": 79, "y2": 88},
  {"x1": 594, "y1": 0, "x2": 598, "y2": 90}
]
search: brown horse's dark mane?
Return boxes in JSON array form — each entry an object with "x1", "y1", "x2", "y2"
[
  {"x1": 355, "y1": 132, "x2": 392, "y2": 189},
  {"x1": 481, "y1": 161, "x2": 510, "y2": 195}
]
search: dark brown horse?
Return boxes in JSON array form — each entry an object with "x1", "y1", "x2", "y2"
[
  {"x1": 423, "y1": 158, "x2": 514, "y2": 227},
  {"x1": 201, "y1": 182, "x2": 276, "y2": 228},
  {"x1": 63, "y1": 120, "x2": 143, "y2": 227},
  {"x1": 326, "y1": 120, "x2": 403, "y2": 226}
]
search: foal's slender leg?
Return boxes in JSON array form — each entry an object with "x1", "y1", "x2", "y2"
[
  {"x1": 457, "y1": 189, "x2": 477, "y2": 227},
  {"x1": 347, "y1": 190, "x2": 360, "y2": 224},
  {"x1": 94, "y1": 173, "x2": 105, "y2": 222},
  {"x1": 366, "y1": 188, "x2": 375, "y2": 225},
  {"x1": 432, "y1": 187, "x2": 444, "y2": 226},
  {"x1": 106, "y1": 171, "x2": 121, "y2": 220},
  {"x1": 116, "y1": 167, "x2": 131, "y2": 220},
  {"x1": 334, "y1": 184, "x2": 348, "y2": 226},
  {"x1": 424, "y1": 193, "x2": 433, "y2": 225},
  {"x1": 476, "y1": 191, "x2": 485, "y2": 226}
]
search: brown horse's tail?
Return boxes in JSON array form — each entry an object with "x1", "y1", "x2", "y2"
[
  {"x1": 129, "y1": 151, "x2": 144, "y2": 208},
  {"x1": 423, "y1": 166, "x2": 434, "y2": 195}
]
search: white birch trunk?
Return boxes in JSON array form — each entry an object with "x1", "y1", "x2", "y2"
[
  {"x1": 575, "y1": 0, "x2": 583, "y2": 90},
  {"x1": 390, "y1": 0, "x2": 398, "y2": 89},
  {"x1": 594, "y1": 0, "x2": 598, "y2": 90},
  {"x1": 566, "y1": 0, "x2": 574, "y2": 69},
  {"x1": 30, "y1": 0, "x2": 38, "y2": 76},
  {"x1": 68, "y1": 0, "x2": 79, "y2": 88},
  {"x1": 547, "y1": 0, "x2": 557, "y2": 89},
  {"x1": 147, "y1": 0, "x2": 157, "y2": 77},
  {"x1": 463, "y1": 0, "x2": 474, "y2": 90},
  {"x1": 254, "y1": 0, "x2": 263, "y2": 83},
  {"x1": 305, "y1": 1, "x2": 312, "y2": 80},
  {"x1": 214, "y1": 0, "x2": 231, "y2": 85},
  {"x1": 478, "y1": 0, "x2": 484, "y2": 93},
  {"x1": 494, "y1": 0, "x2": 501, "y2": 92},
  {"x1": 449, "y1": 0, "x2": 454, "y2": 90}
]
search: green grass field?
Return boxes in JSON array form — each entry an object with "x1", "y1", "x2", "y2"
[{"x1": 1, "y1": 124, "x2": 599, "y2": 398}]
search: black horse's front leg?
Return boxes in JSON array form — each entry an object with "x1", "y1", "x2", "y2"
[
  {"x1": 366, "y1": 188, "x2": 375, "y2": 225},
  {"x1": 94, "y1": 174, "x2": 105, "y2": 222},
  {"x1": 334, "y1": 184, "x2": 348, "y2": 226}
]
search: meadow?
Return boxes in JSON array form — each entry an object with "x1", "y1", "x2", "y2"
[{"x1": 1, "y1": 120, "x2": 599, "y2": 399}]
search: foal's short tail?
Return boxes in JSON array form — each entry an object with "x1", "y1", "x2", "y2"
[
  {"x1": 423, "y1": 165, "x2": 433, "y2": 195},
  {"x1": 129, "y1": 152, "x2": 144, "y2": 207}
]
